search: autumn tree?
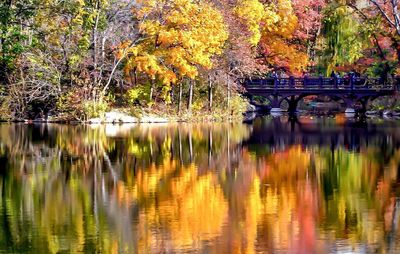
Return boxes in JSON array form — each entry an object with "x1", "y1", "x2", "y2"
[
  {"x1": 120, "y1": 0, "x2": 228, "y2": 110},
  {"x1": 363, "y1": 0, "x2": 400, "y2": 69},
  {"x1": 292, "y1": 0, "x2": 326, "y2": 61},
  {"x1": 0, "y1": 0, "x2": 38, "y2": 84},
  {"x1": 318, "y1": 1, "x2": 369, "y2": 75},
  {"x1": 1, "y1": 0, "x2": 140, "y2": 119},
  {"x1": 258, "y1": 0, "x2": 310, "y2": 75}
]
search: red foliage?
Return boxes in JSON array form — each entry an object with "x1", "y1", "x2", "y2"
[{"x1": 292, "y1": 0, "x2": 326, "y2": 42}]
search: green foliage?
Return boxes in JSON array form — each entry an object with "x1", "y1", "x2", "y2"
[
  {"x1": 83, "y1": 100, "x2": 109, "y2": 119},
  {"x1": 126, "y1": 85, "x2": 151, "y2": 105},
  {"x1": 0, "y1": 0, "x2": 37, "y2": 75},
  {"x1": 229, "y1": 94, "x2": 249, "y2": 117},
  {"x1": 370, "y1": 96, "x2": 397, "y2": 111},
  {"x1": 191, "y1": 100, "x2": 204, "y2": 112},
  {"x1": 0, "y1": 87, "x2": 10, "y2": 120},
  {"x1": 318, "y1": 2, "x2": 369, "y2": 75},
  {"x1": 365, "y1": 61, "x2": 397, "y2": 78}
]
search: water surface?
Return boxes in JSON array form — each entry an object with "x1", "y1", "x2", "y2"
[{"x1": 0, "y1": 117, "x2": 399, "y2": 253}]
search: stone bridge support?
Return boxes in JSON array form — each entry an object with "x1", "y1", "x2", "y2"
[{"x1": 286, "y1": 96, "x2": 300, "y2": 114}]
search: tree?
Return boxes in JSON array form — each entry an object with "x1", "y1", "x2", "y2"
[
  {"x1": 121, "y1": 0, "x2": 228, "y2": 86},
  {"x1": 0, "y1": 0, "x2": 37, "y2": 84},
  {"x1": 318, "y1": 1, "x2": 368, "y2": 75},
  {"x1": 292, "y1": 0, "x2": 326, "y2": 61},
  {"x1": 368, "y1": 0, "x2": 400, "y2": 37},
  {"x1": 259, "y1": 0, "x2": 309, "y2": 75},
  {"x1": 365, "y1": 0, "x2": 400, "y2": 65},
  {"x1": 342, "y1": 1, "x2": 397, "y2": 77}
]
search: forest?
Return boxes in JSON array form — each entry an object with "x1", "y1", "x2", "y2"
[{"x1": 0, "y1": 0, "x2": 399, "y2": 121}]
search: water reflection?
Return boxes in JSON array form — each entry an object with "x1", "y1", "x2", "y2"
[{"x1": 0, "y1": 118, "x2": 399, "y2": 253}]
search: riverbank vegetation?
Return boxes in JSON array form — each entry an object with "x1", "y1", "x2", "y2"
[{"x1": 0, "y1": 0, "x2": 399, "y2": 121}]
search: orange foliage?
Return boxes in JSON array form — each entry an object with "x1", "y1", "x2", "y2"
[{"x1": 259, "y1": 0, "x2": 309, "y2": 75}]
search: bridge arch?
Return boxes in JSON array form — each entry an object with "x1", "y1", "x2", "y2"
[
  {"x1": 275, "y1": 93, "x2": 350, "y2": 113},
  {"x1": 267, "y1": 93, "x2": 378, "y2": 113}
]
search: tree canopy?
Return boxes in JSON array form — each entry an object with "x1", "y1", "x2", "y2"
[{"x1": 0, "y1": 0, "x2": 398, "y2": 120}]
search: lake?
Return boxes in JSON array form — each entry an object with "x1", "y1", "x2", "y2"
[{"x1": 0, "y1": 117, "x2": 399, "y2": 253}]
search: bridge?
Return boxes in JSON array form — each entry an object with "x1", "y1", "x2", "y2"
[{"x1": 242, "y1": 77, "x2": 398, "y2": 113}]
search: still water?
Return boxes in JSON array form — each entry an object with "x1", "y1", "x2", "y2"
[{"x1": 0, "y1": 117, "x2": 399, "y2": 253}]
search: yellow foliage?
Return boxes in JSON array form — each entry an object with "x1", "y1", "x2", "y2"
[
  {"x1": 235, "y1": 0, "x2": 265, "y2": 46},
  {"x1": 159, "y1": 171, "x2": 228, "y2": 248},
  {"x1": 234, "y1": 0, "x2": 307, "y2": 73},
  {"x1": 235, "y1": 0, "x2": 281, "y2": 46},
  {"x1": 261, "y1": 0, "x2": 308, "y2": 73},
  {"x1": 121, "y1": 0, "x2": 228, "y2": 85}
]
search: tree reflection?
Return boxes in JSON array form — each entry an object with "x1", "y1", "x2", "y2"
[{"x1": 0, "y1": 119, "x2": 399, "y2": 253}]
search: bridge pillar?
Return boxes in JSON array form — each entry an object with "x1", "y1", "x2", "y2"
[
  {"x1": 358, "y1": 97, "x2": 369, "y2": 114},
  {"x1": 287, "y1": 96, "x2": 299, "y2": 114}
]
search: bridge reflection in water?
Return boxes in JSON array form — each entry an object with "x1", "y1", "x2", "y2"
[
  {"x1": 243, "y1": 77, "x2": 399, "y2": 113},
  {"x1": 245, "y1": 116, "x2": 400, "y2": 152}
]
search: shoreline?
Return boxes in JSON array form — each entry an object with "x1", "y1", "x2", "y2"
[
  {"x1": 0, "y1": 116, "x2": 248, "y2": 125},
  {"x1": 2, "y1": 111, "x2": 400, "y2": 125}
]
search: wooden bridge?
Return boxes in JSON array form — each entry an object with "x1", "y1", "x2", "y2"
[{"x1": 242, "y1": 77, "x2": 399, "y2": 113}]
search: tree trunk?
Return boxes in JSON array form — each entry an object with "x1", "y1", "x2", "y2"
[
  {"x1": 178, "y1": 82, "x2": 183, "y2": 114},
  {"x1": 188, "y1": 80, "x2": 193, "y2": 113},
  {"x1": 227, "y1": 125, "x2": 231, "y2": 171},
  {"x1": 208, "y1": 75, "x2": 213, "y2": 111},
  {"x1": 92, "y1": 0, "x2": 100, "y2": 88},
  {"x1": 133, "y1": 67, "x2": 137, "y2": 86},
  {"x1": 227, "y1": 74, "x2": 231, "y2": 113},
  {"x1": 119, "y1": 80, "x2": 124, "y2": 97},
  {"x1": 149, "y1": 79, "x2": 154, "y2": 108}
]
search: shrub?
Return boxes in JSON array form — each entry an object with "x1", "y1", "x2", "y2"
[
  {"x1": 82, "y1": 100, "x2": 109, "y2": 119},
  {"x1": 229, "y1": 94, "x2": 249, "y2": 118},
  {"x1": 126, "y1": 86, "x2": 147, "y2": 105},
  {"x1": 57, "y1": 88, "x2": 110, "y2": 121}
]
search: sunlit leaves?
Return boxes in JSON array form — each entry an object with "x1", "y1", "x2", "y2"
[
  {"x1": 120, "y1": 0, "x2": 228, "y2": 85},
  {"x1": 235, "y1": 0, "x2": 267, "y2": 46},
  {"x1": 259, "y1": 0, "x2": 309, "y2": 74}
]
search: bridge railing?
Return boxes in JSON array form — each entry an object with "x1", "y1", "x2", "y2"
[{"x1": 243, "y1": 77, "x2": 396, "y2": 91}]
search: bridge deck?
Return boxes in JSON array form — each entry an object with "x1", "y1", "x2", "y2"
[
  {"x1": 243, "y1": 77, "x2": 396, "y2": 95},
  {"x1": 242, "y1": 77, "x2": 398, "y2": 111}
]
